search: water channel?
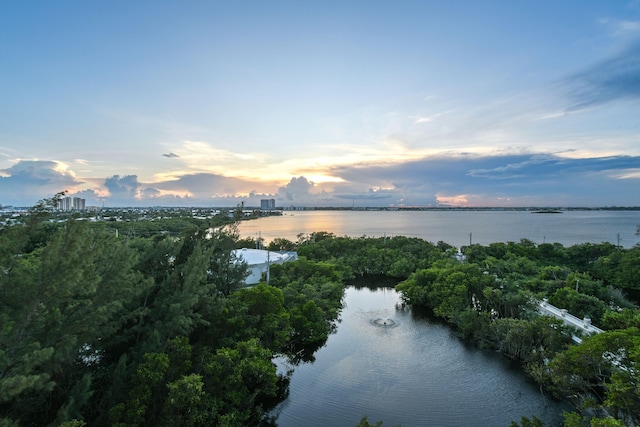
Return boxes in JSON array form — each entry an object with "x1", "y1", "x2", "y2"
[{"x1": 271, "y1": 286, "x2": 568, "y2": 427}]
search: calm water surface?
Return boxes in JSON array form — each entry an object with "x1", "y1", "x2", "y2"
[
  {"x1": 250, "y1": 211, "x2": 636, "y2": 425},
  {"x1": 240, "y1": 210, "x2": 640, "y2": 248},
  {"x1": 271, "y1": 287, "x2": 567, "y2": 427}
]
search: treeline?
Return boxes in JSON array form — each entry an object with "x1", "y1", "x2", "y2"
[
  {"x1": 0, "y1": 197, "x2": 344, "y2": 426},
  {"x1": 291, "y1": 233, "x2": 640, "y2": 427}
]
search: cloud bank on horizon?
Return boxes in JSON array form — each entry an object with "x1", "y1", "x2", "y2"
[{"x1": 1, "y1": 1, "x2": 640, "y2": 208}]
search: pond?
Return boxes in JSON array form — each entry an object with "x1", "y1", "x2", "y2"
[{"x1": 271, "y1": 286, "x2": 567, "y2": 427}]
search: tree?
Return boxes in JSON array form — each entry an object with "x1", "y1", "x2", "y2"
[
  {"x1": 288, "y1": 300, "x2": 329, "y2": 354},
  {"x1": 508, "y1": 415, "x2": 544, "y2": 427},
  {"x1": 396, "y1": 261, "x2": 493, "y2": 319},
  {"x1": 603, "y1": 338, "x2": 640, "y2": 425},
  {"x1": 134, "y1": 238, "x2": 213, "y2": 354},
  {"x1": 563, "y1": 411, "x2": 626, "y2": 427},
  {"x1": 592, "y1": 247, "x2": 640, "y2": 292},
  {"x1": 160, "y1": 374, "x2": 206, "y2": 427},
  {"x1": 488, "y1": 316, "x2": 572, "y2": 363},
  {"x1": 547, "y1": 328, "x2": 640, "y2": 421},
  {"x1": 207, "y1": 227, "x2": 249, "y2": 296},
  {"x1": 230, "y1": 284, "x2": 291, "y2": 351},
  {"x1": 202, "y1": 339, "x2": 280, "y2": 426},
  {"x1": 109, "y1": 352, "x2": 170, "y2": 426},
  {"x1": 548, "y1": 287, "x2": 607, "y2": 326},
  {"x1": 0, "y1": 217, "x2": 147, "y2": 426},
  {"x1": 267, "y1": 237, "x2": 297, "y2": 251},
  {"x1": 355, "y1": 416, "x2": 384, "y2": 427},
  {"x1": 109, "y1": 337, "x2": 211, "y2": 427},
  {"x1": 601, "y1": 308, "x2": 640, "y2": 330}
]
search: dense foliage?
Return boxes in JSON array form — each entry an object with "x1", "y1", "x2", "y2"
[
  {"x1": 0, "y1": 198, "x2": 344, "y2": 426},
  {"x1": 2, "y1": 200, "x2": 639, "y2": 426}
]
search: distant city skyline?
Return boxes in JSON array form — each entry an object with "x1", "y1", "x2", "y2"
[{"x1": 1, "y1": 1, "x2": 640, "y2": 208}]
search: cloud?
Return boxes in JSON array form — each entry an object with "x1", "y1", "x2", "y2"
[
  {"x1": 1, "y1": 160, "x2": 74, "y2": 181},
  {"x1": 3, "y1": 152, "x2": 640, "y2": 208},
  {"x1": 178, "y1": 140, "x2": 260, "y2": 171},
  {"x1": 599, "y1": 17, "x2": 640, "y2": 37},
  {"x1": 415, "y1": 116, "x2": 435, "y2": 124},
  {"x1": 162, "y1": 152, "x2": 180, "y2": 158},
  {"x1": 333, "y1": 188, "x2": 398, "y2": 202},
  {"x1": 330, "y1": 153, "x2": 640, "y2": 207},
  {"x1": 93, "y1": 172, "x2": 284, "y2": 207},
  {"x1": 0, "y1": 160, "x2": 82, "y2": 206},
  {"x1": 99, "y1": 173, "x2": 264, "y2": 207},
  {"x1": 109, "y1": 153, "x2": 639, "y2": 207},
  {"x1": 414, "y1": 111, "x2": 450, "y2": 124},
  {"x1": 277, "y1": 176, "x2": 315, "y2": 202},
  {"x1": 467, "y1": 155, "x2": 640, "y2": 180},
  {"x1": 103, "y1": 175, "x2": 142, "y2": 203},
  {"x1": 616, "y1": 20, "x2": 640, "y2": 32},
  {"x1": 611, "y1": 168, "x2": 640, "y2": 179},
  {"x1": 157, "y1": 173, "x2": 251, "y2": 195},
  {"x1": 564, "y1": 43, "x2": 640, "y2": 111}
]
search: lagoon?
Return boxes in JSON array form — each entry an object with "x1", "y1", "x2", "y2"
[{"x1": 271, "y1": 287, "x2": 568, "y2": 427}]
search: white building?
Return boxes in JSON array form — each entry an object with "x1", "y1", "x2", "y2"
[
  {"x1": 260, "y1": 199, "x2": 276, "y2": 210},
  {"x1": 56, "y1": 196, "x2": 86, "y2": 211},
  {"x1": 232, "y1": 248, "x2": 298, "y2": 285},
  {"x1": 72, "y1": 197, "x2": 86, "y2": 210}
]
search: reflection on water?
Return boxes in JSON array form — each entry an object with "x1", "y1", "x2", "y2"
[
  {"x1": 271, "y1": 287, "x2": 567, "y2": 427},
  {"x1": 240, "y1": 210, "x2": 640, "y2": 248}
]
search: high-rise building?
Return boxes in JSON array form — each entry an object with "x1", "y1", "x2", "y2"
[
  {"x1": 72, "y1": 197, "x2": 85, "y2": 210},
  {"x1": 56, "y1": 196, "x2": 86, "y2": 211},
  {"x1": 260, "y1": 199, "x2": 276, "y2": 210}
]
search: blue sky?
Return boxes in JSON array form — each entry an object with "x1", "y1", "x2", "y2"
[{"x1": 1, "y1": 1, "x2": 640, "y2": 207}]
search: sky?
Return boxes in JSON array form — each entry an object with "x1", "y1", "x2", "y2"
[{"x1": 1, "y1": 1, "x2": 640, "y2": 208}]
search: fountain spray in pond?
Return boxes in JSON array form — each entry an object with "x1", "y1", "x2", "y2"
[{"x1": 371, "y1": 317, "x2": 397, "y2": 328}]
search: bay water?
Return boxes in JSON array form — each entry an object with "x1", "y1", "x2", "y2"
[{"x1": 239, "y1": 209, "x2": 640, "y2": 249}]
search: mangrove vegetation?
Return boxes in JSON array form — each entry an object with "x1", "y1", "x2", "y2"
[{"x1": 1, "y1": 195, "x2": 639, "y2": 426}]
